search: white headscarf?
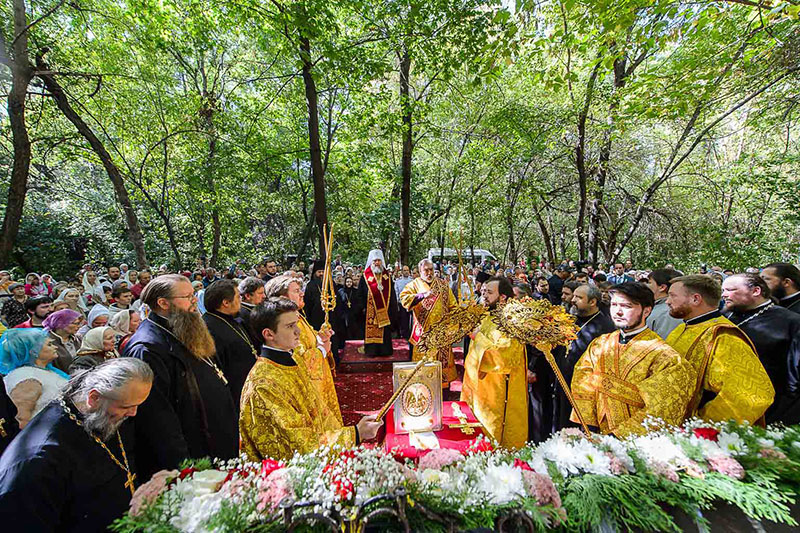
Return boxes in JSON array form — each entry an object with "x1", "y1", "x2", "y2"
[
  {"x1": 109, "y1": 309, "x2": 140, "y2": 336},
  {"x1": 365, "y1": 249, "x2": 386, "y2": 272},
  {"x1": 77, "y1": 326, "x2": 118, "y2": 357},
  {"x1": 54, "y1": 287, "x2": 89, "y2": 313},
  {"x1": 82, "y1": 271, "x2": 107, "y2": 304}
]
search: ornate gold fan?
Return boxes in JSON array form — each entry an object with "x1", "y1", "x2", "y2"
[
  {"x1": 491, "y1": 297, "x2": 578, "y2": 347},
  {"x1": 416, "y1": 301, "x2": 487, "y2": 353}
]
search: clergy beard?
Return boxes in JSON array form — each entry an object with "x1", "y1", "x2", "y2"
[
  {"x1": 83, "y1": 400, "x2": 125, "y2": 441},
  {"x1": 667, "y1": 302, "x2": 692, "y2": 319},
  {"x1": 371, "y1": 265, "x2": 383, "y2": 276},
  {"x1": 166, "y1": 308, "x2": 216, "y2": 359},
  {"x1": 772, "y1": 284, "x2": 787, "y2": 300}
]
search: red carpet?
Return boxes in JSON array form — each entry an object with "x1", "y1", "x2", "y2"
[{"x1": 335, "y1": 339, "x2": 466, "y2": 426}]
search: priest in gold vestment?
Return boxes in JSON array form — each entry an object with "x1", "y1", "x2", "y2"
[
  {"x1": 570, "y1": 283, "x2": 695, "y2": 437},
  {"x1": 461, "y1": 276, "x2": 528, "y2": 448},
  {"x1": 353, "y1": 250, "x2": 397, "y2": 356},
  {"x1": 400, "y1": 258, "x2": 459, "y2": 385},
  {"x1": 264, "y1": 274, "x2": 341, "y2": 425},
  {"x1": 239, "y1": 298, "x2": 382, "y2": 461},
  {"x1": 665, "y1": 275, "x2": 773, "y2": 423}
]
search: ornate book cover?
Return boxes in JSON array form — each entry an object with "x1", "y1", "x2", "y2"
[{"x1": 391, "y1": 361, "x2": 443, "y2": 435}]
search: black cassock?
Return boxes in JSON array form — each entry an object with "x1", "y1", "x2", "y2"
[
  {"x1": 0, "y1": 378, "x2": 20, "y2": 457},
  {"x1": 204, "y1": 312, "x2": 257, "y2": 413},
  {"x1": 527, "y1": 311, "x2": 616, "y2": 442},
  {"x1": 727, "y1": 303, "x2": 800, "y2": 425},
  {"x1": 0, "y1": 401, "x2": 132, "y2": 532},
  {"x1": 303, "y1": 277, "x2": 326, "y2": 330},
  {"x1": 353, "y1": 274, "x2": 398, "y2": 356}
]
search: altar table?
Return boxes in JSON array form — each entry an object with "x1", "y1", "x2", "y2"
[{"x1": 382, "y1": 401, "x2": 487, "y2": 459}]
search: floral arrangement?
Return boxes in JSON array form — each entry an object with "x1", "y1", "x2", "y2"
[{"x1": 113, "y1": 420, "x2": 800, "y2": 532}]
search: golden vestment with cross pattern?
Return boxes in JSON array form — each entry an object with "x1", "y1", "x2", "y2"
[
  {"x1": 570, "y1": 329, "x2": 694, "y2": 438},
  {"x1": 239, "y1": 358, "x2": 355, "y2": 462},
  {"x1": 665, "y1": 316, "x2": 774, "y2": 423},
  {"x1": 460, "y1": 314, "x2": 527, "y2": 449},
  {"x1": 294, "y1": 314, "x2": 342, "y2": 425},
  {"x1": 399, "y1": 277, "x2": 459, "y2": 385}
]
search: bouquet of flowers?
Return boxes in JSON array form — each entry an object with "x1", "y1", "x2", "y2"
[{"x1": 114, "y1": 421, "x2": 800, "y2": 533}]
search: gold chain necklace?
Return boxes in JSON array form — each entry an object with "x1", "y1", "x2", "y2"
[
  {"x1": 146, "y1": 318, "x2": 228, "y2": 385},
  {"x1": 205, "y1": 312, "x2": 257, "y2": 359},
  {"x1": 59, "y1": 398, "x2": 136, "y2": 497}
]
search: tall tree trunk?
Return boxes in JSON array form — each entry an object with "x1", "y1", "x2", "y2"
[
  {"x1": 36, "y1": 66, "x2": 149, "y2": 269},
  {"x1": 299, "y1": 36, "x2": 328, "y2": 258},
  {"x1": 398, "y1": 48, "x2": 412, "y2": 266},
  {"x1": 0, "y1": 0, "x2": 35, "y2": 266},
  {"x1": 574, "y1": 59, "x2": 602, "y2": 261}
]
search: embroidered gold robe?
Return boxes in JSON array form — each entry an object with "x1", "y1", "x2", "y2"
[
  {"x1": 665, "y1": 316, "x2": 774, "y2": 423},
  {"x1": 570, "y1": 329, "x2": 694, "y2": 438},
  {"x1": 460, "y1": 315, "x2": 528, "y2": 448},
  {"x1": 239, "y1": 357, "x2": 356, "y2": 462},
  {"x1": 399, "y1": 277, "x2": 458, "y2": 385},
  {"x1": 295, "y1": 315, "x2": 342, "y2": 425}
]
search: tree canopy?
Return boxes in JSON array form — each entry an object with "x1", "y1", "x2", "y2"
[{"x1": 1, "y1": 0, "x2": 798, "y2": 276}]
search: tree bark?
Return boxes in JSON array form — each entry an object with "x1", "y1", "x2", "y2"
[
  {"x1": 0, "y1": 0, "x2": 35, "y2": 266},
  {"x1": 574, "y1": 58, "x2": 602, "y2": 261},
  {"x1": 299, "y1": 36, "x2": 328, "y2": 258},
  {"x1": 36, "y1": 66, "x2": 149, "y2": 269},
  {"x1": 398, "y1": 47, "x2": 412, "y2": 266}
]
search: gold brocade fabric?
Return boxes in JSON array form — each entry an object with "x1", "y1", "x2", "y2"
[
  {"x1": 364, "y1": 272, "x2": 391, "y2": 344},
  {"x1": 570, "y1": 329, "x2": 694, "y2": 438},
  {"x1": 460, "y1": 315, "x2": 527, "y2": 449},
  {"x1": 400, "y1": 278, "x2": 458, "y2": 385},
  {"x1": 665, "y1": 316, "x2": 774, "y2": 423},
  {"x1": 295, "y1": 315, "x2": 343, "y2": 425},
  {"x1": 239, "y1": 358, "x2": 356, "y2": 462}
]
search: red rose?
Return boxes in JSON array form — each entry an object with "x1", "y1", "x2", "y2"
[
  {"x1": 465, "y1": 439, "x2": 494, "y2": 455},
  {"x1": 260, "y1": 458, "x2": 284, "y2": 478},
  {"x1": 513, "y1": 459, "x2": 533, "y2": 471},
  {"x1": 178, "y1": 467, "x2": 197, "y2": 480},
  {"x1": 693, "y1": 427, "x2": 720, "y2": 442}
]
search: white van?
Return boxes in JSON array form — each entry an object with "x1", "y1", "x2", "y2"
[{"x1": 426, "y1": 248, "x2": 496, "y2": 264}]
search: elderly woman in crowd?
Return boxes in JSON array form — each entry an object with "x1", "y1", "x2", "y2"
[
  {"x1": 0, "y1": 329, "x2": 68, "y2": 428},
  {"x1": 69, "y1": 326, "x2": 119, "y2": 373},
  {"x1": 42, "y1": 309, "x2": 82, "y2": 373},
  {"x1": 24, "y1": 273, "x2": 49, "y2": 297},
  {"x1": 53, "y1": 287, "x2": 88, "y2": 319},
  {"x1": 76, "y1": 305, "x2": 110, "y2": 338},
  {"x1": 82, "y1": 270, "x2": 106, "y2": 306},
  {"x1": 108, "y1": 309, "x2": 141, "y2": 353}
]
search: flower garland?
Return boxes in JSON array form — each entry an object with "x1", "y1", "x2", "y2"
[{"x1": 113, "y1": 420, "x2": 800, "y2": 533}]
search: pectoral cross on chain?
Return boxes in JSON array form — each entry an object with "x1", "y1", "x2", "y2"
[
  {"x1": 125, "y1": 471, "x2": 137, "y2": 497},
  {"x1": 0, "y1": 418, "x2": 6, "y2": 438}
]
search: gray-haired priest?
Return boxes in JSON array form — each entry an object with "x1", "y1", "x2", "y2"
[{"x1": 0, "y1": 358, "x2": 153, "y2": 532}]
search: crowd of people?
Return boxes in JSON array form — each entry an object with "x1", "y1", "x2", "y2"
[{"x1": 0, "y1": 253, "x2": 798, "y2": 531}]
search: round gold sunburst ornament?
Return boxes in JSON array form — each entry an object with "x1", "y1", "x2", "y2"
[
  {"x1": 491, "y1": 297, "x2": 578, "y2": 348},
  {"x1": 416, "y1": 301, "x2": 487, "y2": 353}
]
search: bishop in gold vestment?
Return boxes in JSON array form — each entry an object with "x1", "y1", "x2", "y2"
[
  {"x1": 399, "y1": 273, "x2": 458, "y2": 385},
  {"x1": 240, "y1": 346, "x2": 356, "y2": 462},
  {"x1": 570, "y1": 328, "x2": 695, "y2": 437},
  {"x1": 460, "y1": 314, "x2": 528, "y2": 448},
  {"x1": 665, "y1": 311, "x2": 774, "y2": 423},
  {"x1": 295, "y1": 313, "x2": 342, "y2": 425}
]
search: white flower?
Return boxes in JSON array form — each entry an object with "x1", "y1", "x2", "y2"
[
  {"x1": 477, "y1": 463, "x2": 525, "y2": 504},
  {"x1": 418, "y1": 468, "x2": 452, "y2": 487},
  {"x1": 169, "y1": 489, "x2": 227, "y2": 532},
  {"x1": 688, "y1": 435, "x2": 726, "y2": 459},
  {"x1": 631, "y1": 434, "x2": 690, "y2": 468},
  {"x1": 717, "y1": 432, "x2": 747, "y2": 456},
  {"x1": 757, "y1": 438, "x2": 775, "y2": 449}
]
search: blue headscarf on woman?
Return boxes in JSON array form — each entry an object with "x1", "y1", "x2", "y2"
[{"x1": 0, "y1": 329, "x2": 69, "y2": 378}]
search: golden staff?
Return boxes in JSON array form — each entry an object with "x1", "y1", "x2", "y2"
[{"x1": 320, "y1": 223, "x2": 337, "y2": 331}]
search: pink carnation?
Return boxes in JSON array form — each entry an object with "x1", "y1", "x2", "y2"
[
  {"x1": 130, "y1": 469, "x2": 179, "y2": 517},
  {"x1": 560, "y1": 428, "x2": 584, "y2": 438},
  {"x1": 759, "y1": 448, "x2": 787, "y2": 460},
  {"x1": 650, "y1": 461, "x2": 679, "y2": 483},
  {"x1": 418, "y1": 448, "x2": 463, "y2": 470},
  {"x1": 708, "y1": 456, "x2": 745, "y2": 480},
  {"x1": 256, "y1": 468, "x2": 294, "y2": 513},
  {"x1": 605, "y1": 453, "x2": 627, "y2": 475},
  {"x1": 522, "y1": 470, "x2": 562, "y2": 509}
]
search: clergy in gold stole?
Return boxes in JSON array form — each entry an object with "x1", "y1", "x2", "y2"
[
  {"x1": 295, "y1": 313, "x2": 343, "y2": 425},
  {"x1": 240, "y1": 299, "x2": 361, "y2": 462},
  {"x1": 263, "y1": 273, "x2": 342, "y2": 425},
  {"x1": 570, "y1": 283, "x2": 695, "y2": 438},
  {"x1": 399, "y1": 259, "x2": 459, "y2": 385},
  {"x1": 461, "y1": 277, "x2": 527, "y2": 448},
  {"x1": 355, "y1": 249, "x2": 396, "y2": 356},
  {"x1": 665, "y1": 276, "x2": 774, "y2": 423}
]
